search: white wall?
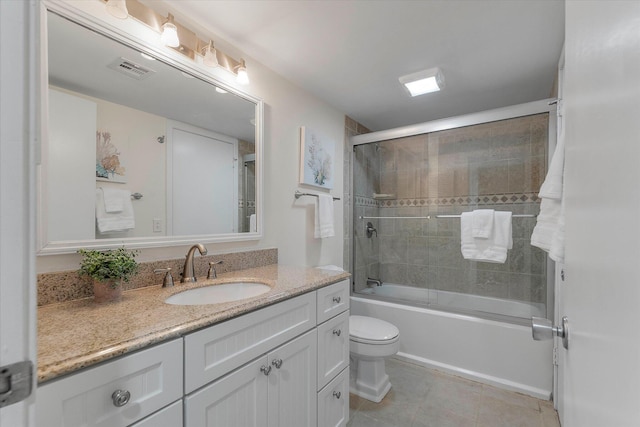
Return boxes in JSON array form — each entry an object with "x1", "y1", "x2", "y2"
[{"x1": 37, "y1": 0, "x2": 345, "y2": 273}]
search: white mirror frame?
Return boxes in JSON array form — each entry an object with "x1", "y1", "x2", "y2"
[{"x1": 38, "y1": 1, "x2": 264, "y2": 255}]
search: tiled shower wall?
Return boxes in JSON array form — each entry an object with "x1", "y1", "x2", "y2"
[{"x1": 352, "y1": 113, "x2": 549, "y2": 305}]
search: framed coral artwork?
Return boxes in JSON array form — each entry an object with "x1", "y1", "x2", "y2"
[
  {"x1": 299, "y1": 126, "x2": 334, "y2": 189},
  {"x1": 95, "y1": 130, "x2": 127, "y2": 183}
]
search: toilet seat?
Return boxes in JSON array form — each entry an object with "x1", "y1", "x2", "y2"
[{"x1": 350, "y1": 315, "x2": 399, "y2": 343}]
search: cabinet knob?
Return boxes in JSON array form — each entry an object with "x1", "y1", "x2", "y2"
[
  {"x1": 332, "y1": 296, "x2": 341, "y2": 304},
  {"x1": 111, "y1": 389, "x2": 131, "y2": 407},
  {"x1": 333, "y1": 391, "x2": 341, "y2": 399},
  {"x1": 271, "y1": 358, "x2": 283, "y2": 369},
  {"x1": 332, "y1": 329, "x2": 342, "y2": 337},
  {"x1": 260, "y1": 365, "x2": 272, "y2": 376}
]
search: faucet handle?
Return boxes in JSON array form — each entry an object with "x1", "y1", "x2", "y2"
[
  {"x1": 154, "y1": 268, "x2": 174, "y2": 288},
  {"x1": 207, "y1": 260, "x2": 223, "y2": 279}
]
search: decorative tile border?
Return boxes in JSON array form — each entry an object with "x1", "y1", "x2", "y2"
[
  {"x1": 356, "y1": 193, "x2": 539, "y2": 208},
  {"x1": 37, "y1": 248, "x2": 278, "y2": 306}
]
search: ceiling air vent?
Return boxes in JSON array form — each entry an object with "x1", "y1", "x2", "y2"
[{"x1": 107, "y1": 57, "x2": 155, "y2": 80}]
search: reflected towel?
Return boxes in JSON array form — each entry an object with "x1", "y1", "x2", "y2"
[
  {"x1": 314, "y1": 194, "x2": 335, "y2": 239},
  {"x1": 461, "y1": 210, "x2": 512, "y2": 263},
  {"x1": 96, "y1": 188, "x2": 135, "y2": 233},
  {"x1": 101, "y1": 187, "x2": 127, "y2": 213},
  {"x1": 471, "y1": 209, "x2": 494, "y2": 238},
  {"x1": 249, "y1": 214, "x2": 257, "y2": 232}
]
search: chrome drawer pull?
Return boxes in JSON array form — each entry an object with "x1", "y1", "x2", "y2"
[
  {"x1": 271, "y1": 358, "x2": 283, "y2": 369},
  {"x1": 332, "y1": 329, "x2": 342, "y2": 337},
  {"x1": 333, "y1": 391, "x2": 341, "y2": 399},
  {"x1": 332, "y1": 296, "x2": 341, "y2": 304},
  {"x1": 111, "y1": 389, "x2": 131, "y2": 407},
  {"x1": 260, "y1": 365, "x2": 272, "y2": 376}
]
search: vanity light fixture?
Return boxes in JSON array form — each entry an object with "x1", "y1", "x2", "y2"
[
  {"x1": 105, "y1": 0, "x2": 129, "y2": 19},
  {"x1": 399, "y1": 67, "x2": 444, "y2": 97},
  {"x1": 202, "y1": 40, "x2": 219, "y2": 68},
  {"x1": 104, "y1": 0, "x2": 250, "y2": 85},
  {"x1": 236, "y1": 59, "x2": 249, "y2": 85},
  {"x1": 160, "y1": 14, "x2": 180, "y2": 48}
]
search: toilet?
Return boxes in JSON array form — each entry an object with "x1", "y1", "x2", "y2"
[{"x1": 349, "y1": 315, "x2": 400, "y2": 403}]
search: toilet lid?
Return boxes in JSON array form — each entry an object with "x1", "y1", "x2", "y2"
[{"x1": 350, "y1": 315, "x2": 399, "y2": 341}]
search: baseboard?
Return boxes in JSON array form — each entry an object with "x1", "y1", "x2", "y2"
[{"x1": 393, "y1": 352, "x2": 552, "y2": 400}]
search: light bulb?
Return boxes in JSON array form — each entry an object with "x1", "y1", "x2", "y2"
[
  {"x1": 160, "y1": 22, "x2": 180, "y2": 48},
  {"x1": 203, "y1": 42, "x2": 219, "y2": 68},
  {"x1": 236, "y1": 60, "x2": 249, "y2": 85}
]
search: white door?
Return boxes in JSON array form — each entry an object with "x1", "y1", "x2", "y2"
[
  {"x1": 559, "y1": 2, "x2": 640, "y2": 426},
  {"x1": 0, "y1": 1, "x2": 37, "y2": 426},
  {"x1": 168, "y1": 121, "x2": 238, "y2": 235}
]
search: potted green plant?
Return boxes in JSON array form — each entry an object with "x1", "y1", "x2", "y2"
[{"x1": 78, "y1": 247, "x2": 139, "y2": 303}]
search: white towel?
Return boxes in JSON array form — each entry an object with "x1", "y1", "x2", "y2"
[
  {"x1": 249, "y1": 214, "x2": 257, "y2": 232},
  {"x1": 471, "y1": 209, "x2": 494, "y2": 238},
  {"x1": 95, "y1": 188, "x2": 135, "y2": 233},
  {"x1": 314, "y1": 194, "x2": 335, "y2": 239},
  {"x1": 461, "y1": 210, "x2": 513, "y2": 263},
  {"x1": 100, "y1": 187, "x2": 127, "y2": 213},
  {"x1": 531, "y1": 121, "x2": 565, "y2": 263}
]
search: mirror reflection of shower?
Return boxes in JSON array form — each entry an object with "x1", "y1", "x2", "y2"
[{"x1": 242, "y1": 154, "x2": 256, "y2": 232}]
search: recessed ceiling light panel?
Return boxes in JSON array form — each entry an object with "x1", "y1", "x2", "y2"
[{"x1": 399, "y1": 67, "x2": 444, "y2": 97}]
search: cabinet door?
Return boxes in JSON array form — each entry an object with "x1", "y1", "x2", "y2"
[
  {"x1": 317, "y1": 368, "x2": 349, "y2": 427},
  {"x1": 316, "y1": 280, "x2": 350, "y2": 324},
  {"x1": 268, "y1": 330, "x2": 318, "y2": 427},
  {"x1": 37, "y1": 339, "x2": 183, "y2": 427},
  {"x1": 129, "y1": 401, "x2": 182, "y2": 427},
  {"x1": 185, "y1": 356, "x2": 268, "y2": 427},
  {"x1": 317, "y1": 311, "x2": 349, "y2": 390}
]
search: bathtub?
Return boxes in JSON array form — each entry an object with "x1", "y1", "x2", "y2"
[
  {"x1": 357, "y1": 283, "x2": 546, "y2": 319},
  {"x1": 351, "y1": 286, "x2": 553, "y2": 399}
]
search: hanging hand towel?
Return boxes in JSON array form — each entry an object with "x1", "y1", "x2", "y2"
[
  {"x1": 95, "y1": 188, "x2": 135, "y2": 233},
  {"x1": 471, "y1": 209, "x2": 494, "y2": 238},
  {"x1": 314, "y1": 194, "x2": 335, "y2": 239},
  {"x1": 249, "y1": 214, "x2": 257, "y2": 232},
  {"x1": 100, "y1": 187, "x2": 126, "y2": 213},
  {"x1": 461, "y1": 210, "x2": 513, "y2": 263},
  {"x1": 531, "y1": 119, "x2": 565, "y2": 262}
]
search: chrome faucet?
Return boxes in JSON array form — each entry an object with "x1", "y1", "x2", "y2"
[
  {"x1": 181, "y1": 244, "x2": 207, "y2": 283},
  {"x1": 367, "y1": 278, "x2": 382, "y2": 287}
]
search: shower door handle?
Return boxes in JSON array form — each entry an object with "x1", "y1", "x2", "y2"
[{"x1": 531, "y1": 316, "x2": 569, "y2": 349}]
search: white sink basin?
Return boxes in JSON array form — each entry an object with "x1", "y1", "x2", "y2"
[{"x1": 165, "y1": 281, "x2": 271, "y2": 305}]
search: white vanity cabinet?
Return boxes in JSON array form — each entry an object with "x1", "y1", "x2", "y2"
[
  {"x1": 185, "y1": 329, "x2": 317, "y2": 427},
  {"x1": 36, "y1": 339, "x2": 183, "y2": 427},
  {"x1": 315, "y1": 280, "x2": 350, "y2": 427},
  {"x1": 36, "y1": 279, "x2": 350, "y2": 427}
]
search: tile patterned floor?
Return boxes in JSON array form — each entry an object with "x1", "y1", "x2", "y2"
[{"x1": 348, "y1": 358, "x2": 561, "y2": 427}]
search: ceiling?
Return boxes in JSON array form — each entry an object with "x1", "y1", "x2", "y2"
[{"x1": 172, "y1": 0, "x2": 565, "y2": 132}]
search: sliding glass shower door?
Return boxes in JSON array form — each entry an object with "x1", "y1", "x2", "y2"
[{"x1": 352, "y1": 112, "x2": 552, "y2": 323}]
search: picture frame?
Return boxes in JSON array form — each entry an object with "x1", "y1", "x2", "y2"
[
  {"x1": 96, "y1": 130, "x2": 127, "y2": 184},
  {"x1": 299, "y1": 126, "x2": 334, "y2": 189}
]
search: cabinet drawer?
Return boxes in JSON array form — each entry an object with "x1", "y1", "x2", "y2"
[
  {"x1": 317, "y1": 367, "x2": 349, "y2": 427},
  {"x1": 130, "y1": 401, "x2": 182, "y2": 427},
  {"x1": 316, "y1": 280, "x2": 350, "y2": 324},
  {"x1": 317, "y1": 310, "x2": 349, "y2": 390},
  {"x1": 37, "y1": 339, "x2": 183, "y2": 427},
  {"x1": 185, "y1": 292, "x2": 316, "y2": 393}
]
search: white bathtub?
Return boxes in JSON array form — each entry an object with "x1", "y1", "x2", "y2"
[
  {"x1": 357, "y1": 283, "x2": 546, "y2": 319},
  {"x1": 351, "y1": 289, "x2": 553, "y2": 399}
]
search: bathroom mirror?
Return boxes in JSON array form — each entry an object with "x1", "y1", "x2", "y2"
[{"x1": 38, "y1": 7, "x2": 263, "y2": 254}]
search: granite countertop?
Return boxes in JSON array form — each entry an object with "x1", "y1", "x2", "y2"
[{"x1": 38, "y1": 264, "x2": 350, "y2": 383}]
